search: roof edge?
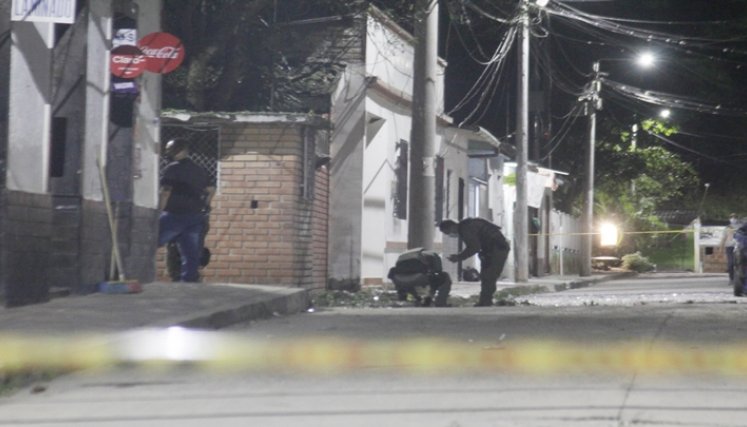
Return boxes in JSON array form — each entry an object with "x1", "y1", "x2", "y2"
[{"x1": 161, "y1": 110, "x2": 330, "y2": 127}]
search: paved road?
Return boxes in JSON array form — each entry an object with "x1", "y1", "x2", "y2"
[
  {"x1": 3, "y1": 274, "x2": 747, "y2": 427},
  {"x1": 522, "y1": 273, "x2": 739, "y2": 307},
  {"x1": 230, "y1": 274, "x2": 747, "y2": 343}
]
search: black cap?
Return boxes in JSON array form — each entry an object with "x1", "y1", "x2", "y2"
[{"x1": 165, "y1": 138, "x2": 189, "y2": 157}]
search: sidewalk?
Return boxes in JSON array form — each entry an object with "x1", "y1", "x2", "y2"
[
  {"x1": 0, "y1": 272, "x2": 637, "y2": 334},
  {"x1": 0, "y1": 282, "x2": 311, "y2": 333}
]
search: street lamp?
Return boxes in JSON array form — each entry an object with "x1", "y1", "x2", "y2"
[
  {"x1": 659, "y1": 108, "x2": 671, "y2": 119},
  {"x1": 636, "y1": 51, "x2": 656, "y2": 68},
  {"x1": 578, "y1": 53, "x2": 656, "y2": 276}
]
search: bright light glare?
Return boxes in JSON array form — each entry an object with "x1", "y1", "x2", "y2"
[
  {"x1": 535, "y1": 0, "x2": 550, "y2": 7},
  {"x1": 599, "y1": 222, "x2": 619, "y2": 247},
  {"x1": 637, "y1": 52, "x2": 656, "y2": 68},
  {"x1": 659, "y1": 109, "x2": 671, "y2": 119}
]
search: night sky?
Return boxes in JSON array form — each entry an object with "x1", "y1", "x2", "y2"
[{"x1": 438, "y1": 0, "x2": 747, "y2": 198}]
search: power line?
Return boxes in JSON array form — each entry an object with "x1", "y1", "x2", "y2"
[{"x1": 602, "y1": 78, "x2": 747, "y2": 117}]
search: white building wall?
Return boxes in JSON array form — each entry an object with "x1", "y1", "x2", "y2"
[
  {"x1": 361, "y1": 94, "x2": 412, "y2": 281},
  {"x1": 502, "y1": 163, "x2": 518, "y2": 281},
  {"x1": 438, "y1": 128, "x2": 471, "y2": 281},
  {"x1": 366, "y1": 15, "x2": 413, "y2": 100},
  {"x1": 81, "y1": 0, "x2": 113, "y2": 201},
  {"x1": 132, "y1": 0, "x2": 162, "y2": 209},
  {"x1": 360, "y1": 10, "x2": 450, "y2": 283},
  {"x1": 328, "y1": 65, "x2": 367, "y2": 287},
  {"x1": 6, "y1": 21, "x2": 55, "y2": 193},
  {"x1": 365, "y1": 11, "x2": 446, "y2": 112}
]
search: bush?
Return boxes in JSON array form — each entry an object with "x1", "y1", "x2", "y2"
[{"x1": 621, "y1": 252, "x2": 655, "y2": 272}]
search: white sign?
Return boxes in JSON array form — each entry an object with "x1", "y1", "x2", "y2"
[
  {"x1": 11, "y1": 0, "x2": 76, "y2": 24},
  {"x1": 113, "y1": 29, "x2": 137, "y2": 48}
]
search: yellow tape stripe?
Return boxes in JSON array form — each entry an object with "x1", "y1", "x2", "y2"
[
  {"x1": 530, "y1": 229, "x2": 694, "y2": 237},
  {"x1": 2, "y1": 332, "x2": 747, "y2": 376}
]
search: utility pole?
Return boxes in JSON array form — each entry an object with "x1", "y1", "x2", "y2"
[
  {"x1": 579, "y1": 61, "x2": 602, "y2": 277},
  {"x1": 514, "y1": 0, "x2": 530, "y2": 282},
  {"x1": 408, "y1": 0, "x2": 438, "y2": 250}
]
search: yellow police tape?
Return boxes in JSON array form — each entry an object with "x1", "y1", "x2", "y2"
[
  {"x1": 530, "y1": 229, "x2": 694, "y2": 237},
  {"x1": 2, "y1": 330, "x2": 747, "y2": 376}
]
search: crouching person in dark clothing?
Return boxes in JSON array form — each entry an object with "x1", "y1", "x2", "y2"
[
  {"x1": 388, "y1": 248, "x2": 452, "y2": 307},
  {"x1": 439, "y1": 218, "x2": 510, "y2": 307}
]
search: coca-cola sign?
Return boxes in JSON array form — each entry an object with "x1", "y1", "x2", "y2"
[
  {"x1": 110, "y1": 45, "x2": 146, "y2": 79},
  {"x1": 137, "y1": 32, "x2": 185, "y2": 74}
]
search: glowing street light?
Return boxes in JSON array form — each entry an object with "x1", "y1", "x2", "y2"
[
  {"x1": 636, "y1": 51, "x2": 656, "y2": 68},
  {"x1": 659, "y1": 108, "x2": 671, "y2": 119},
  {"x1": 599, "y1": 222, "x2": 620, "y2": 247}
]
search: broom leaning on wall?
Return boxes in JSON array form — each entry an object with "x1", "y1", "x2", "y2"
[{"x1": 96, "y1": 158, "x2": 142, "y2": 294}]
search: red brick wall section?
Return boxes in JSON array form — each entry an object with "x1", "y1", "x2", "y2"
[{"x1": 158, "y1": 121, "x2": 328, "y2": 289}]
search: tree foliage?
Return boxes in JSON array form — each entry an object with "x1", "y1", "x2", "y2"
[
  {"x1": 553, "y1": 117, "x2": 699, "y2": 218},
  {"x1": 161, "y1": 0, "x2": 415, "y2": 112}
]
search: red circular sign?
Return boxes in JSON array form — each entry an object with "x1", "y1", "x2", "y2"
[
  {"x1": 110, "y1": 45, "x2": 146, "y2": 78},
  {"x1": 137, "y1": 32, "x2": 185, "y2": 74}
]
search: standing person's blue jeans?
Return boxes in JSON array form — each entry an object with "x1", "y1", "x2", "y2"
[
  {"x1": 158, "y1": 212, "x2": 205, "y2": 282},
  {"x1": 727, "y1": 246, "x2": 735, "y2": 282}
]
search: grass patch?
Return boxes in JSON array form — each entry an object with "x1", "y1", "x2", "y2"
[{"x1": 311, "y1": 288, "x2": 405, "y2": 308}]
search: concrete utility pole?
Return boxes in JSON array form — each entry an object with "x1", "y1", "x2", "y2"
[
  {"x1": 408, "y1": 0, "x2": 439, "y2": 250},
  {"x1": 579, "y1": 61, "x2": 602, "y2": 277},
  {"x1": 514, "y1": 0, "x2": 530, "y2": 282}
]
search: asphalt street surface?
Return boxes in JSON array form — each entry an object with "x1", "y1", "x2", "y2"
[{"x1": 3, "y1": 274, "x2": 747, "y2": 427}]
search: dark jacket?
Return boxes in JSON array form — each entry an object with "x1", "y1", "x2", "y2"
[
  {"x1": 160, "y1": 158, "x2": 210, "y2": 214},
  {"x1": 453, "y1": 218, "x2": 510, "y2": 262}
]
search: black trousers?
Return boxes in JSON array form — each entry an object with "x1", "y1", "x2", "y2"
[{"x1": 478, "y1": 248, "x2": 510, "y2": 305}]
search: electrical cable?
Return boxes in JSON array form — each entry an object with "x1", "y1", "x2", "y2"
[
  {"x1": 602, "y1": 78, "x2": 747, "y2": 117},
  {"x1": 541, "y1": 102, "x2": 584, "y2": 160},
  {"x1": 545, "y1": 2, "x2": 747, "y2": 60}
]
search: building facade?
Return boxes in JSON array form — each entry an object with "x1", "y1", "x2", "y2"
[{"x1": 1, "y1": 0, "x2": 162, "y2": 306}]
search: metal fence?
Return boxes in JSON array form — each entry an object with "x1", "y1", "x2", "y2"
[{"x1": 549, "y1": 210, "x2": 583, "y2": 275}]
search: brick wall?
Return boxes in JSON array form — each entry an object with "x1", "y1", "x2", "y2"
[{"x1": 157, "y1": 118, "x2": 329, "y2": 289}]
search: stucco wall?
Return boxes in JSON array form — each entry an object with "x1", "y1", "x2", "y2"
[
  {"x1": 361, "y1": 90, "x2": 412, "y2": 284},
  {"x1": 328, "y1": 67, "x2": 366, "y2": 289}
]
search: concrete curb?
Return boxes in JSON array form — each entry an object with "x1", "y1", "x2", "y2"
[
  {"x1": 495, "y1": 271, "x2": 638, "y2": 296},
  {"x1": 155, "y1": 288, "x2": 311, "y2": 330},
  {"x1": 557, "y1": 271, "x2": 638, "y2": 291}
]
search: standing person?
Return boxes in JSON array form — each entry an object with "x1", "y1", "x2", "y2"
[
  {"x1": 439, "y1": 218, "x2": 511, "y2": 307},
  {"x1": 720, "y1": 213, "x2": 740, "y2": 283},
  {"x1": 158, "y1": 138, "x2": 215, "y2": 282}
]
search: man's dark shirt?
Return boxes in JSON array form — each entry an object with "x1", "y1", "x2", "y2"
[
  {"x1": 454, "y1": 218, "x2": 510, "y2": 261},
  {"x1": 160, "y1": 158, "x2": 210, "y2": 214}
]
